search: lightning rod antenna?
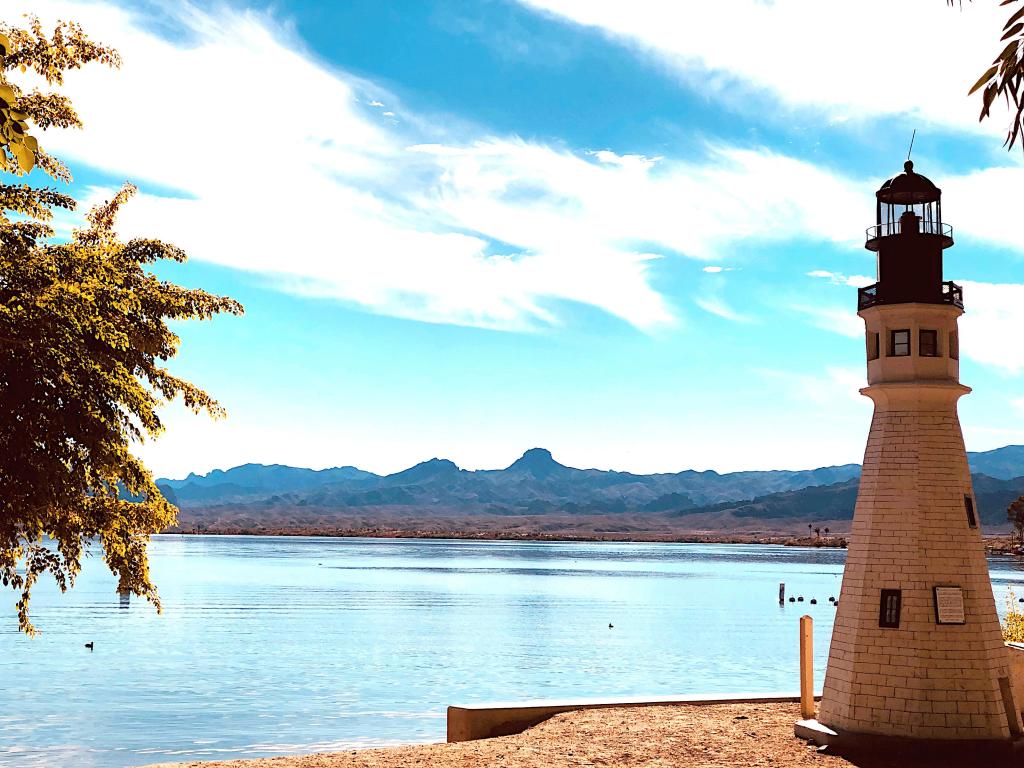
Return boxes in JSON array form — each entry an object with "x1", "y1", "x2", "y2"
[{"x1": 907, "y1": 129, "x2": 916, "y2": 162}]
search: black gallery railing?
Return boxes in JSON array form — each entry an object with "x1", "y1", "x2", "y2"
[
  {"x1": 857, "y1": 281, "x2": 964, "y2": 311},
  {"x1": 864, "y1": 221, "x2": 953, "y2": 242}
]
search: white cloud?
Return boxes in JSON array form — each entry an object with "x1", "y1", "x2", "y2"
[
  {"x1": 702, "y1": 265, "x2": 736, "y2": 274},
  {"x1": 942, "y1": 167, "x2": 1024, "y2": 253},
  {"x1": 517, "y1": 0, "x2": 1014, "y2": 132},
  {"x1": 758, "y1": 366, "x2": 868, "y2": 407},
  {"x1": 589, "y1": 149, "x2": 661, "y2": 171},
  {"x1": 695, "y1": 295, "x2": 751, "y2": 323},
  {"x1": 807, "y1": 270, "x2": 875, "y2": 288},
  {"x1": 791, "y1": 304, "x2": 864, "y2": 339},
  {"x1": 792, "y1": 278, "x2": 1024, "y2": 375},
  {"x1": 8, "y1": 1, "x2": 887, "y2": 335},
  {"x1": 13, "y1": 1, "x2": 1022, "y2": 341},
  {"x1": 409, "y1": 140, "x2": 867, "y2": 260},
  {"x1": 956, "y1": 280, "x2": 1024, "y2": 374},
  {"x1": 11, "y1": 2, "x2": 669, "y2": 331}
]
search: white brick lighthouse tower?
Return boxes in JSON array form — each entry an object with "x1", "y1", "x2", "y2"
[{"x1": 813, "y1": 161, "x2": 1022, "y2": 749}]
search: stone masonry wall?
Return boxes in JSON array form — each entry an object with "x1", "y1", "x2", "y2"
[{"x1": 818, "y1": 395, "x2": 1014, "y2": 739}]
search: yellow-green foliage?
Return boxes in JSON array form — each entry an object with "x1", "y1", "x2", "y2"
[
  {"x1": 1004, "y1": 588, "x2": 1024, "y2": 644},
  {"x1": 0, "y1": 17, "x2": 242, "y2": 634}
]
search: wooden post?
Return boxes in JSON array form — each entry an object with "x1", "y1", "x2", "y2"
[
  {"x1": 779, "y1": 582, "x2": 785, "y2": 604},
  {"x1": 799, "y1": 615, "x2": 815, "y2": 720}
]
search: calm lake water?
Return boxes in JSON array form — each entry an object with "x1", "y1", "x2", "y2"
[{"x1": 2, "y1": 536, "x2": 1023, "y2": 768}]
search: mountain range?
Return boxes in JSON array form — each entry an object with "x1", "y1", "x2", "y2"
[
  {"x1": 157, "y1": 445, "x2": 1024, "y2": 536},
  {"x1": 679, "y1": 473, "x2": 1024, "y2": 529}
]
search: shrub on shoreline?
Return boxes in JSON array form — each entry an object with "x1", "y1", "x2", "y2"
[{"x1": 1004, "y1": 588, "x2": 1024, "y2": 643}]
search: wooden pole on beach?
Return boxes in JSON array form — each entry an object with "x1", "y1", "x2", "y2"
[
  {"x1": 799, "y1": 615, "x2": 815, "y2": 720},
  {"x1": 779, "y1": 583, "x2": 785, "y2": 604}
]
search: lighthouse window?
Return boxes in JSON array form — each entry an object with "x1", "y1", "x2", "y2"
[
  {"x1": 889, "y1": 329, "x2": 910, "y2": 357},
  {"x1": 965, "y1": 495, "x2": 977, "y2": 528},
  {"x1": 879, "y1": 589, "x2": 902, "y2": 628},
  {"x1": 950, "y1": 330, "x2": 960, "y2": 360},
  {"x1": 919, "y1": 329, "x2": 939, "y2": 357},
  {"x1": 867, "y1": 332, "x2": 880, "y2": 361}
]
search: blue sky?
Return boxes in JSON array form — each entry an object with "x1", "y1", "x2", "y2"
[{"x1": 7, "y1": 0, "x2": 1024, "y2": 477}]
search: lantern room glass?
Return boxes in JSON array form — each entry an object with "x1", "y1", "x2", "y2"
[{"x1": 876, "y1": 199, "x2": 942, "y2": 237}]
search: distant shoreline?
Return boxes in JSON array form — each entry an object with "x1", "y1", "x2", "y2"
[
  {"x1": 160, "y1": 528, "x2": 1024, "y2": 555},
  {"x1": 163, "y1": 527, "x2": 851, "y2": 547}
]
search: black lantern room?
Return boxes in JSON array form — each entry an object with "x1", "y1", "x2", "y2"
[{"x1": 859, "y1": 161, "x2": 962, "y2": 311}]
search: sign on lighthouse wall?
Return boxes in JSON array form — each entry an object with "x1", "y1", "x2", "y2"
[{"x1": 934, "y1": 586, "x2": 965, "y2": 626}]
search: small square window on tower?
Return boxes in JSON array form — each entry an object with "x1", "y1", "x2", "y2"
[
  {"x1": 950, "y1": 330, "x2": 960, "y2": 360},
  {"x1": 867, "y1": 331, "x2": 880, "y2": 361},
  {"x1": 919, "y1": 329, "x2": 939, "y2": 357},
  {"x1": 879, "y1": 589, "x2": 902, "y2": 628},
  {"x1": 889, "y1": 329, "x2": 910, "y2": 357}
]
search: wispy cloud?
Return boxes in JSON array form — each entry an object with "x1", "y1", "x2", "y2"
[
  {"x1": 791, "y1": 304, "x2": 864, "y2": 339},
  {"x1": 793, "y1": 278, "x2": 1024, "y2": 374},
  {"x1": 16, "y1": 1, "x2": 1023, "y2": 339},
  {"x1": 807, "y1": 270, "x2": 874, "y2": 288},
  {"x1": 588, "y1": 149, "x2": 661, "y2": 171},
  {"x1": 12, "y1": 1, "x2": 882, "y2": 335},
  {"x1": 942, "y1": 168, "x2": 1024, "y2": 254},
  {"x1": 517, "y1": 0, "x2": 1014, "y2": 132},
  {"x1": 956, "y1": 280, "x2": 1024, "y2": 375},
  {"x1": 757, "y1": 366, "x2": 868, "y2": 407},
  {"x1": 695, "y1": 296, "x2": 751, "y2": 323}
]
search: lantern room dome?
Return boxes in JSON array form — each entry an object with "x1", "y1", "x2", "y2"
[
  {"x1": 860, "y1": 159, "x2": 958, "y2": 311},
  {"x1": 876, "y1": 160, "x2": 940, "y2": 204}
]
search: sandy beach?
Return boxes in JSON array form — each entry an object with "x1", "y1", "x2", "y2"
[{"x1": 141, "y1": 702, "x2": 982, "y2": 768}]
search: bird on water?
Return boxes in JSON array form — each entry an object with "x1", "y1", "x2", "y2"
[{"x1": 84, "y1": 642, "x2": 94, "y2": 650}]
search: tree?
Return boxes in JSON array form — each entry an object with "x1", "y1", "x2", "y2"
[
  {"x1": 813, "y1": 526, "x2": 821, "y2": 539},
  {"x1": 0, "y1": 17, "x2": 242, "y2": 633},
  {"x1": 824, "y1": 527, "x2": 830, "y2": 538},
  {"x1": 1008, "y1": 495, "x2": 1024, "y2": 546},
  {"x1": 953, "y1": 0, "x2": 1024, "y2": 149}
]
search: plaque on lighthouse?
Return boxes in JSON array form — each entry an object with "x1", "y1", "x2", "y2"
[{"x1": 934, "y1": 586, "x2": 966, "y2": 625}]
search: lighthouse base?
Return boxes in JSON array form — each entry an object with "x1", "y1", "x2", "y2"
[{"x1": 795, "y1": 718, "x2": 1024, "y2": 762}]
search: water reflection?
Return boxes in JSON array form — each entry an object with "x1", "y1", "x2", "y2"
[{"x1": 0, "y1": 535, "x2": 1020, "y2": 768}]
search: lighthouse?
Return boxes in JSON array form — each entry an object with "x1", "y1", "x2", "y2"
[{"x1": 811, "y1": 161, "x2": 1023, "y2": 749}]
